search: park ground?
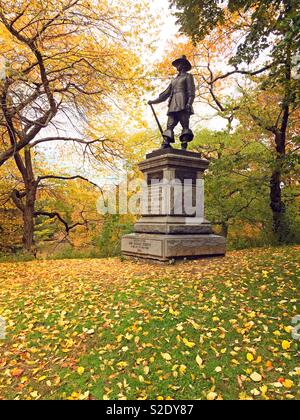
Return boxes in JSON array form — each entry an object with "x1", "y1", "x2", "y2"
[{"x1": 0, "y1": 246, "x2": 299, "y2": 400}]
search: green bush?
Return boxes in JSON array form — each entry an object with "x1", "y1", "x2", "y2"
[{"x1": 94, "y1": 214, "x2": 134, "y2": 257}]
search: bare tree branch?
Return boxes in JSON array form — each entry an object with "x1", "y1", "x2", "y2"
[
  {"x1": 211, "y1": 63, "x2": 274, "y2": 84},
  {"x1": 36, "y1": 174, "x2": 103, "y2": 192},
  {"x1": 29, "y1": 137, "x2": 106, "y2": 148}
]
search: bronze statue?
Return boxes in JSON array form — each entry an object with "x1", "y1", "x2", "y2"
[{"x1": 148, "y1": 55, "x2": 195, "y2": 150}]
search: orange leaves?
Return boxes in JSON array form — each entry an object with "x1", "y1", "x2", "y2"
[
  {"x1": 11, "y1": 368, "x2": 25, "y2": 378},
  {"x1": 156, "y1": 39, "x2": 197, "y2": 77}
]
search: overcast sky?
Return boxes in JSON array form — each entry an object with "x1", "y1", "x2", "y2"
[{"x1": 149, "y1": 0, "x2": 179, "y2": 59}]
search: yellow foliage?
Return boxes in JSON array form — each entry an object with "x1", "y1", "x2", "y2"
[{"x1": 0, "y1": 0, "x2": 154, "y2": 159}]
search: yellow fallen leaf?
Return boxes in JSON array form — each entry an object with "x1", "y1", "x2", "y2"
[
  {"x1": 161, "y1": 353, "x2": 172, "y2": 361},
  {"x1": 211, "y1": 296, "x2": 217, "y2": 304},
  {"x1": 207, "y1": 392, "x2": 218, "y2": 401},
  {"x1": 196, "y1": 355, "x2": 203, "y2": 367},
  {"x1": 282, "y1": 341, "x2": 291, "y2": 350},
  {"x1": 283, "y1": 379, "x2": 294, "y2": 389},
  {"x1": 260, "y1": 385, "x2": 268, "y2": 398},
  {"x1": 247, "y1": 353, "x2": 254, "y2": 362},
  {"x1": 77, "y1": 367, "x2": 85, "y2": 375},
  {"x1": 116, "y1": 361, "x2": 128, "y2": 369},
  {"x1": 250, "y1": 372, "x2": 262, "y2": 382},
  {"x1": 68, "y1": 392, "x2": 80, "y2": 400},
  {"x1": 169, "y1": 307, "x2": 179, "y2": 316},
  {"x1": 239, "y1": 392, "x2": 253, "y2": 400},
  {"x1": 183, "y1": 338, "x2": 195, "y2": 348},
  {"x1": 179, "y1": 365, "x2": 187, "y2": 375},
  {"x1": 251, "y1": 389, "x2": 260, "y2": 396},
  {"x1": 284, "y1": 326, "x2": 293, "y2": 333}
]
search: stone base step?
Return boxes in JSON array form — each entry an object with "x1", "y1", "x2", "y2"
[{"x1": 121, "y1": 233, "x2": 226, "y2": 262}]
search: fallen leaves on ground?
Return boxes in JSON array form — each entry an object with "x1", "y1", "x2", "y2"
[{"x1": 0, "y1": 246, "x2": 299, "y2": 400}]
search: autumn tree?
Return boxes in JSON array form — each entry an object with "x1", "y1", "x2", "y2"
[
  {"x1": 170, "y1": 0, "x2": 300, "y2": 242},
  {"x1": 192, "y1": 129, "x2": 271, "y2": 241},
  {"x1": 0, "y1": 160, "x2": 23, "y2": 251},
  {"x1": 0, "y1": 0, "x2": 151, "y2": 253}
]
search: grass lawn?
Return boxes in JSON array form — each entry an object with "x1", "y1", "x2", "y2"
[{"x1": 0, "y1": 246, "x2": 299, "y2": 400}]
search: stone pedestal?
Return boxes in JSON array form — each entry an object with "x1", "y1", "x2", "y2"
[{"x1": 121, "y1": 148, "x2": 226, "y2": 261}]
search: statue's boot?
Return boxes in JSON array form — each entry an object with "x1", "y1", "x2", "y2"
[
  {"x1": 161, "y1": 129, "x2": 175, "y2": 149},
  {"x1": 180, "y1": 128, "x2": 194, "y2": 144},
  {"x1": 181, "y1": 142, "x2": 188, "y2": 150}
]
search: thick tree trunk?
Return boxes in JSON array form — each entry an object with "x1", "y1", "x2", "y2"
[
  {"x1": 270, "y1": 28, "x2": 291, "y2": 243},
  {"x1": 270, "y1": 126, "x2": 288, "y2": 243},
  {"x1": 22, "y1": 203, "x2": 35, "y2": 252},
  {"x1": 269, "y1": 23, "x2": 292, "y2": 243},
  {"x1": 10, "y1": 149, "x2": 38, "y2": 254},
  {"x1": 22, "y1": 180, "x2": 38, "y2": 254},
  {"x1": 270, "y1": 168, "x2": 286, "y2": 242}
]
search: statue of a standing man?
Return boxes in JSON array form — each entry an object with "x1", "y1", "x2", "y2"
[{"x1": 148, "y1": 55, "x2": 196, "y2": 150}]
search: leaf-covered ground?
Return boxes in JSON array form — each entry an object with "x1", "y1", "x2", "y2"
[{"x1": 0, "y1": 246, "x2": 299, "y2": 400}]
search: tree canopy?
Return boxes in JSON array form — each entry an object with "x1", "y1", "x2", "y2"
[
  {"x1": 169, "y1": 0, "x2": 300, "y2": 242},
  {"x1": 171, "y1": 0, "x2": 300, "y2": 61}
]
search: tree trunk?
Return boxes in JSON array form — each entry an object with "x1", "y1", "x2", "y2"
[
  {"x1": 22, "y1": 203, "x2": 35, "y2": 252},
  {"x1": 221, "y1": 222, "x2": 229, "y2": 238},
  {"x1": 270, "y1": 120, "x2": 289, "y2": 242},
  {"x1": 270, "y1": 168, "x2": 286, "y2": 242},
  {"x1": 269, "y1": 27, "x2": 292, "y2": 243},
  {"x1": 11, "y1": 149, "x2": 38, "y2": 255},
  {"x1": 22, "y1": 176, "x2": 38, "y2": 254}
]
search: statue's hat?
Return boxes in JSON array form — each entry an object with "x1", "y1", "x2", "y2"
[{"x1": 172, "y1": 55, "x2": 192, "y2": 71}]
